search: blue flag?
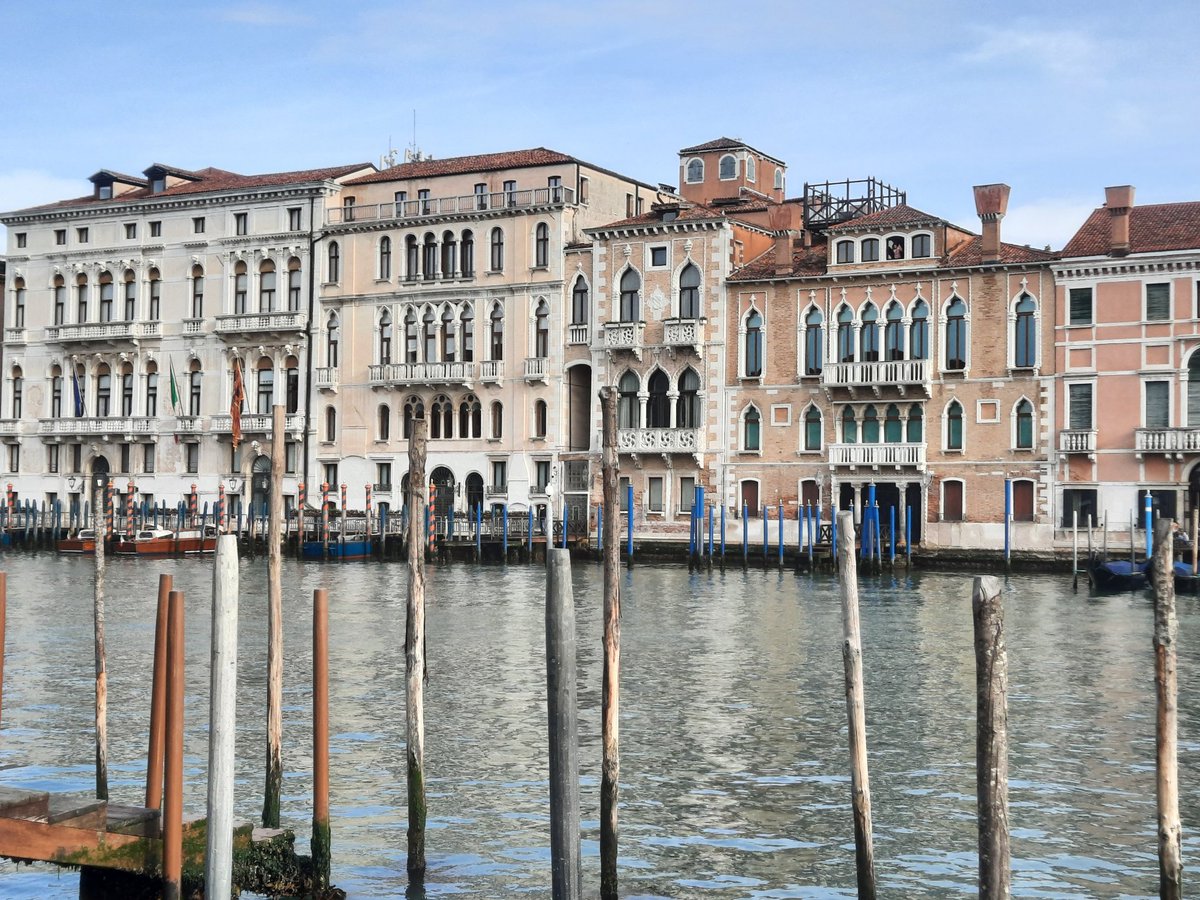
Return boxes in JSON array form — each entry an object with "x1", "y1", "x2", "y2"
[{"x1": 72, "y1": 368, "x2": 84, "y2": 417}]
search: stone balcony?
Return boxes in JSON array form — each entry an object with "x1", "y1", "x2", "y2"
[
  {"x1": 315, "y1": 367, "x2": 338, "y2": 391},
  {"x1": 211, "y1": 412, "x2": 305, "y2": 435},
  {"x1": 0, "y1": 419, "x2": 20, "y2": 438},
  {"x1": 1135, "y1": 427, "x2": 1200, "y2": 454},
  {"x1": 480, "y1": 361, "x2": 503, "y2": 383},
  {"x1": 45, "y1": 321, "x2": 161, "y2": 347},
  {"x1": 827, "y1": 442, "x2": 927, "y2": 470},
  {"x1": 368, "y1": 361, "x2": 476, "y2": 388},
  {"x1": 823, "y1": 359, "x2": 930, "y2": 396},
  {"x1": 175, "y1": 415, "x2": 204, "y2": 435},
  {"x1": 38, "y1": 416, "x2": 158, "y2": 440},
  {"x1": 327, "y1": 186, "x2": 575, "y2": 225},
  {"x1": 4, "y1": 328, "x2": 26, "y2": 345},
  {"x1": 1059, "y1": 430, "x2": 1097, "y2": 454},
  {"x1": 617, "y1": 426, "x2": 700, "y2": 455},
  {"x1": 523, "y1": 357, "x2": 548, "y2": 382},
  {"x1": 567, "y1": 324, "x2": 589, "y2": 346},
  {"x1": 604, "y1": 321, "x2": 645, "y2": 360},
  {"x1": 662, "y1": 317, "x2": 705, "y2": 353},
  {"x1": 213, "y1": 310, "x2": 307, "y2": 340}
]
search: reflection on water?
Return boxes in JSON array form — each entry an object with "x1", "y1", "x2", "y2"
[{"x1": 0, "y1": 553, "x2": 1196, "y2": 898}]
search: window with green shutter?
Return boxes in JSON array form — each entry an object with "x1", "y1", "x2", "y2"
[
  {"x1": 1145, "y1": 380, "x2": 1170, "y2": 428},
  {"x1": 1068, "y1": 383, "x2": 1093, "y2": 430},
  {"x1": 1146, "y1": 282, "x2": 1171, "y2": 320},
  {"x1": 1068, "y1": 287, "x2": 1093, "y2": 325}
]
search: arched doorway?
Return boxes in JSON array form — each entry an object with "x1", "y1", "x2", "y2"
[
  {"x1": 465, "y1": 472, "x2": 484, "y2": 515},
  {"x1": 251, "y1": 455, "x2": 271, "y2": 516},
  {"x1": 567, "y1": 364, "x2": 592, "y2": 451},
  {"x1": 430, "y1": 466, "x2": 454, "y2": 519}
]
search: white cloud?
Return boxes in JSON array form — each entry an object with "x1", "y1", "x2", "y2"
[{"x1": 959, "y1": 26, "x2": 1112, "y2": 80}]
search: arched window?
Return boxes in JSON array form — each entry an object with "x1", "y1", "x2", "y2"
[
  {"x1": 285, "y1": 356, "x2": 299, "y2": 413},
  {"x1": 1188, "y1": 352, "x2": 1200, "y2": 426},
  {"x1": 459, "y1": 394, "x2": 482, "y2": 438},
  {"x1": 860, "y1": 303, "x2": 879, "y2": 362},
  {"x1": 422, "y1": 307, "x2": 437, "y2": 361},
  {"x1": 861, "y1": 238, "x2": 880, "y2": 262},
  {"x1": 746, "y1": 156, "x2": 756, "y2": 182},
  {"x1": 886, "y1": 235, "x2": 905, "y2": 260},
  {"x1": 535, "y1": 223, "x2": 549, "y2": 268},
  {"x1": 441, "y1": 231, "x2": 456, "y2": 277},
  {"x1": 122, "y1": 270, "x2": 136, "y2": 321},
  {"x1": 255, "y1": 358, "x2": 274, "y2": 414},
  {"x1": 743, "y1": 405, "x2": 761, "y2": 450},
  {"x1": 404, "y1": 307, "x2": 418, "y2": 362},
  {"x1": 836, "y1": 240, "x2": 854, "y2": 264},
  {"x1": 804, "y1": 406, "x2": 822, "y2": 451},
  {"x1": 259, "y1": 260, "x2": 276, "y2": 312},
  {"x1": 233, "y1": 261, "x2": 248, "y2": 314},
  {"x1": 646, "y1": 370, "x2": 669, "y2": 428},
  {"x1": 287, "y1": 257, "x2": 302, "y2": 310},
  {"x1": 98, "y1": 271, "x2": 114, "y2": 322},
  {"x1": 744, "y1": 309, "x2": 763, "y2": 377},
  {"x1": 774, "y1": 167, "x2": 784, "y2": 190},
  {"x1": 677, "y1": 368, "x2": 700, "y2": 428},
  {"x1": 327, "y1": 241, "x2": 340, "y2": 283},
  {"x1": 884, "y1": 302, "x2": 904, "y2": 361},
  {"x1": 490, "y1": 400, "x2": 503, "y2": 439},
  {"x1": 403, "y1": 396, "x2": 424, "y2": 438},
  {"x1": 837, "y1": 305, "x2": 855, "y2": 363},
  {"x1": 489, "y1": 303, "x2": 504, "y2": 361},
  {"x1": 378, "y1": 404, "x2": 391, "y2": 441},
  {"x1": 1014, "y1": 293, "x2": 1037, "y2": 368},
  {"x1": 10, "y1": 368, "x2": 22, "y2": 419},
  {"x1": 461, "y1": 304, "x2": 475, "y2": 362},
  {"x1": 945, "y1": 297, "x2": 967, "y2": 371},
  {"x1": 186, "y1": 265, "x2": 204, "y2": 319},
  {"x1": 685, "y1": 158, "x2": 704, "y2": 183},
  {"x1": 52, "y1": 275, "x2": 65, "y2": 325},
  {"x1": 405, "y1": 236, "x2": 419, "y2": 281},
  {"x1": 379, "y1": 236, "x2": 392, "y2": 279},
  {"x1": 326, "y1": 311, "x2": 340, "y2": 367},
  {"x1": 8, "y1": 278, "x2": 24, "y2": 330},
  {"x1": 441, "y1": 306, "x2": 457, "y2": 362},
  {"x1": 571, "y1": 276, "x2": 589, "y2": 325},
  {"x1": 534, "y1": 398, "x2": 548, "y2": 437},
  {"x1": 75, "y1": 273, "x2": 88, "y2": 323},
  {"x1": 534, "y1": 300, "x2": 550, "y2": 358},
  {"x1": 617, "y1": 371, "x2": 639, "y2": 428},
  {"x1": 719, "y1": 154, "x2": 737, "y2": 180},
  {"x1": 906, "y1": 404, "x2": 923, "y2": 442},
  {"x1": 842, "y1": 407, "x2": 858, "y2": 443},
  {"x1": 946, "y1": 400, "x2": 964, "y2": 450},
  {"x1": 460, "y1": 229, "x2": 475, "y2": 277},
  {"x1": 619, "y1": 269, "x2": 640, "y2": 322},
  {"x1": 883, "y1": 404, "x2": 902, "y2": 442},
  {"x1": 679, "y1": 263, "x2": 701, "y2": 319},
  {"x1": 50, "y1": 368, "x2": 63, "y2": 418},
  {"x1": 423, "y1": 233, "x2": 437, "y2": 280},
  {"x1": 912, "y1": 233, "x2": 932, "y2": 258},
  {"x1": 862, "y1": 405, "x2": 880, "y2": 443},
  {"x1": 910, "y1": 300, "x2": 929, "y2": 360},
  {"x1": 489, "y1": 227, "x2": 504, "y2": 271},
  {"x1": 325, "y1": 406, "x2": 336, "y2": 442},
  {"x1": 1015, "y1": 398, "x2": 1034, "y2": 449},
  {"x1": 804, "y1": 308, "x2": 824, "y2": 375},
  {"x1": 378, "y1": 309, "x2": 393, "y2": 364},
  {"x1": 431, "y1": 395, "x2": 452, "y2": 439}
]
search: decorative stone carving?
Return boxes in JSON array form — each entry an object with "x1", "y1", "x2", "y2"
[{"x1": 648, "y1": 286, "x2": 668, "y2": 316}]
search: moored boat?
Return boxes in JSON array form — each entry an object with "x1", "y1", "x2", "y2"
[
  {"x1": 1173, "y1": 560, "x2": 1200, "y2": 594},
  {"x1": 302, "y1": 538, "x2": 372, "y2": 561},
  {"x1": 114, "y1": 525, "x2": 219, "y2": 556},
  {"x1": 1088, "y1": 554, "x2": 1148, "y2": 592},
  {"x1": 57, "y1": 528, "x2": 97, "y2": 554}
]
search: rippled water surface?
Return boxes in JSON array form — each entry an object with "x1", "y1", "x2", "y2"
[{"x1": 0, "y1": 552, "x2": 1196, "y2": 898}]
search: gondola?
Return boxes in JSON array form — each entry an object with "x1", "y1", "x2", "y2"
[{"x1": 1088, "y1": 553, "x2": 1148, "y2": 592}]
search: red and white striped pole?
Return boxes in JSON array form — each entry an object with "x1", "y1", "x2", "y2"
[
  {"x1": 365, "y1": 484, "x2": 373, "y2": 539},
  {"x1": 127, "y1": 480, "x2": 135, "y2": 534},
  {"x1": 218, "y1": 482, "x2": 226, "y2": 533},
  {"x1": 189, "y1": 484, "x2": 197, "y2": 528}
]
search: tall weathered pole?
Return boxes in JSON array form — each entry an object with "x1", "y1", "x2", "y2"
[
  {"x1": 1151, "y1": 518, "x2": 1182, "y2": 898},
  {"x1": 145, "y1": 574, "x2": 172, "y2": 811},
  {"x1": 163, "y1": 588, "x2": 185, "y2": 900},
  {"x1": 406, "y1": 414, "x2": 428, "y2": 881},
  {"x1": 546, "y1": 548, "x2": 582, "y2": 900},
  {"x1": 206, "y1": 535, "x2": 240, "y2": 898},
  {"x1": 836, "y1": 510, "x2": 876, "y2": 899},
  {"x1": 92, "y1": 476, "x2": 108, "y2": 801},
  {"x1": 312, "y1": 587, "x2": 332, "y2": 891},
  {"x1": 263, "y1": 404, "x2": 286, "y2": 828},
  {"x1": 599, "y1": 386, "x2": 621, "y2": 900},
  {"x1": 972, "y1": 574, "x2": 1010, "y2": 899}
]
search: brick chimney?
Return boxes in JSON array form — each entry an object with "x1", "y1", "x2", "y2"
[
  {"x1": 773, "y1": 233, "x2": 794, "y2": 276},
  {"x1": 973, "y1": 183, "x2": 1011, "y2": 264},
  {"x1": 1104, "y1": 185, "x2": 1135, "y2": 256}
]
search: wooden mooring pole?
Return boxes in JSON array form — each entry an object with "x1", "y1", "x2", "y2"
[
  {"x1": 312, "y1": 587, "x2": 332, "y2": 891},
  {"x1": 546, "y1": 548, "x2": 582, "y2": 900},
  {"x1": 1151, "y1": 518, "x2": 1182, "y2": 898},
  {"x1": 406, "y1": 414, "x2": 428, "y2": 881},
  {"x1": 972, "y1": 574, "x2": 1010, "y2": 899},
  {"x1": 836, "y1": 510, "x2": 876, "y2": 899},
  {"x1": 163, "y1": 588, "x2": 185, "y2": 900},
  {"x1": 262, "y1": 405, "x2": 286, "y2": 828},
  {"x1": 0, "y1": 572, "x2": 5, "y2": 726},
  {"x1": 206, "y1": 535, "x2": 239, "y2": 898},
  {"x1": 92, "y1": 478, "x2": 108, "y2": 801},
  {"x1": 599, "y1": 386, "x2": 621, "y2": 900},
  {"x1": 145, "y1": 574, "x2": 172, "y2": 811}
]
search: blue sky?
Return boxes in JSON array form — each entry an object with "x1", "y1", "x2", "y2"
[{"x1": 3, "y1": 1, "x2": 1197, "y2": 249}]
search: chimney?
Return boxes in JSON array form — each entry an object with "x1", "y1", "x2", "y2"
[
  {"x1": 1105, "y1": 185, "x2": 1135, "y2": 256},
  {"x1": 973, "y1": 183, "x2": 1011, "y2": 264},
  {"x1": 773, "y1": 232, "x2": 793, "y2": 276}
]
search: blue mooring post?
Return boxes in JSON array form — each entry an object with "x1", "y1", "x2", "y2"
[
  {"x1": 596, "y1": 503, "x2": 602, "y2": 555},
  {"x1": 625, "y1": 482, "x2": 634, "y2": 562},
  {"x1": 707, "y1": 503, "x2": 714, "y2": 559},
  {"x1": 1003, "y1": 478, "x2": 1012, "y2": 570},
  {"x1": 832, "y1": 510, "x2": 839, "y2": 569},
  {"x1": 1144, "y1": 493, "x2": 1153, "y2": 559},
  {"x1": 807, "y1": 503, "x2": 814, "y2": 566},
  {"x1": 889, "y1": 505, "x2": 897, "y2": 565},
  {"x1": 873, "y1": 503, "x2": 882, "y2": 565},
  {"x1": 502, "y1": 504, "x2": 509, "y2": 559},
  {"x1": 688, "y1": 490, "x2": 696, "y2": 560},
  {"x1": 741, "y1": 503, "x2": 748, "y2": 564},
  {"x1": 697, "y1": 486, "x2": 705, "y2": 559},
  {"x1": 905, "y1": 504, "x2": 912, "y2": 568},
  {"x1": 777, "y1": 504, "x2": 784, "y2": 566},
  {"x1": 720, "y1": 503, "x2": 726, "y2": 559},
  {"x1": 448, "y1": 505, "x2": 455, "y2": 543},
  {"x1": 476, "y1": 503, "x2": 482, "y2": 558}
]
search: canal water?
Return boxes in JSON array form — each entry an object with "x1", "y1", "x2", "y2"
[{"x1": 0, "y1": 553, "x2": 1196, "y2": 898}]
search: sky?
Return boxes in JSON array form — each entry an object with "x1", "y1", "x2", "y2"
[{"x1": 2, "y1": 0, "x2": 1197, "y2": 250}]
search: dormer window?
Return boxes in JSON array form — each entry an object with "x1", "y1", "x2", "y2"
[
  {"x1": 861, "y1": 238, "x2": 880, "y2": 262},
  {"x1": 912, "y1": 234, "x2": 932, "y2": 258},
  {"x1": 836, "y1": 240, "x2": 854, "y2": 264},
  {"x1": 98, "y1": 184, "x2": 113, "y2": 200},
  {"x1": 886, "y1": 236, "x2": 905, "y2": 260},
  {"x1": 151, "y1": 176, "x2": 165, "y2": 193}
]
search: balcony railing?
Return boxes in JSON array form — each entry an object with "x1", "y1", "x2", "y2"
[
  {"x1": 176, "y1": 415, "x2": 204, "y2": 433},
  {"x1": 524, "y1": 357, "x2": 548, "y2": 381},
  {"x1": 827, "y1": 442, "x2": 927, "y2": 468},
  {"x1": 368, "y1": 361, "x2": 476, "y2": 387},
  {"x1": 1059, "y1": 430, "x2": 1097, "y2": 453},
  {"x1": 663, "y1": 318, "x2": 705, "y2": 350},
  {"x1": 327, "y1": 187, "x2": 576, "y2": 225},
  {"x1": 825, "y1": 359, "x2": 929, "y2": 390},
  {"x1": 0, "y1": 419, "x2": 20, "y2": 435},
  {"x1": 5, "y1": 328, "x2": 26, "y2": 344},
  {"x1": 38, "y1": 416, "x2": 159, "y2": 437},
  {"x1": 211, "y1": 413, "x2": 304, "y2": 434},
  {"x1": 45, "y1": 321, "x2": 160, "y2": 343},
  {"x1": 485, "y1": 485, "x2": 507, "y2": 497},
  {"x1": 183, "y1": 318, "x2": 204, "y2": 335},
  {"x1": 567, "y1": 324, "x2": 589, "y2": 345},
  {"x1": 481, "y1": 360, "x2": 503, "y2": 382},
  {"x1": 604, "y1": 321, "x2": 645, "y2": 355},
  {"x1": 315, "y1": 367, "x2": 338, "y2": 391},
  {"x1": 1135, "y1": 428, "x2": 1200, "y2": 453},
  {"x1": 617, "y1": 427, "x2": 699, "y2": 454},
  {"x1": 372, "y1": 482, "x2": 393, "y2": 493},
  {"x1": 214, "y1": 311, "x2": 307, "y2": 336}
]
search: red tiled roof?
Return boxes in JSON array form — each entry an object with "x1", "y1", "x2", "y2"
[
  {"x1": 944, "y1": 236, "x2": 1058, "y2": 266},
  {"x1": 679, "y1": 137, "x2": 746, "y2": 153},
  {"x1": 587, "y1": 204, "x2": 729, "y2": 231},
  {"x1": 89, "y1": 169, "x2": 148, "y2": 186},
  {"x1": 345, "y1": 148, "x2": 575, "y2": 185},
  {"x1": 1061, "y1": 201, "x2": 1200, "y2": 257},
  {"x1": 827, "y1": 203, "x2": 944, "y2": 232},
  {"x1": 730, "y1": 241, "x2": 829, "y2": 281}
]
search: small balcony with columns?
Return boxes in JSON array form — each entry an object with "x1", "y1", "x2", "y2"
[
  {"x1": 616, "y1": 388, "x2": 703, "y2": 460},
  {"x1": 368, "y1": 361, "x2": 478, "y2": 389},
  {"x1": 213, "y1": 310, "x2": 308, "y2": 341},
  {"x1": 45, "y1": 320, "x2": 161, "y2": 349},
  {"x1": 823, "y1": 357, "x2": 931, "y2": 398}
]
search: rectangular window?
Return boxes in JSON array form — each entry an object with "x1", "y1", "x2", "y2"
[
  {"x1": 1068, "y1": 287, "x2": 1093, "y2": 325},
  {"x1": 285, "y1": 441, "x2": 298, "y2": 474},
  {"x1": 548, "y1": 175, "x2": 562, "y2": 201},
  {"x1": 48, "y1": 445, "x2": 59, "y2": 474},
  {"x1": 143, "y1": 443, "x2": 155, "y2": 474},
  {"x1": 418, "y1": 189, "x2": 430, "y2": 214},
  {"x1": 491, "y1": 460, "x2": 507, "y2": 490},
  {"x1": 149, "y1": 279, "x2": 160, "y2": 320},
  {"x1": 186, "y1": 443, "x2": 199, "y2": 474},
  {"x1": 647, "y1": 476, "x2": 663, "y2": 513},
  {"x1": 55, "y1": 229, "x2": 66, "y2": 245},
  {"x1": 235, "y1": 212, "x2": 248, "y2": 235},
  {"x1": 71, "y1": 443, "x2": 82, "y2": 473},
  {"x1": 474, "y1": 183, "x2": 487, "y2": 210},
  {"x1": 1137, "y1": 488, "x2": 1178, "y2": 523},
  {"x1": 578, "y1": 176, "x2": 589, "y2": 202},
  {"x1": 1067, "y1": 383, "x2": 1093, "y2": 430},
  {"x1": 124, "y1": 223, "x2": 137, "y2": 239},
  {"x1": 1145, "y1": 380, "x2": 1170, "y2": 428},
  {"x1": 7, "y1": 445, "x2": 18, "y2": 474},
  {"x1": 649, "y1": 246, "x2": 668, "y2": 267},
  {"x1": 288, "y1": 207, "x2": 302, "y2": 230},
  {"x1": 535, "y1": 460, "x2": 550, "y2": 493},
  {"x1": 192, "y1": 216, "x2": 206, "y2": 234},
  {"x1": 150, "y1": 221, "x2": 162, "y2": 237},
  {"x1": 1146, "y1": 282, "x2": 1170, "y2": 320},
  {"x1": 679, "y1": 476, "x2": 695, "y2": 513},
  {"x1": 943, "y1": 480, "x2": 963, "y2": 522},
  {"x1": 145, "y1": 373, "x2": 157, "y2": 416},
  {"x1": 376, "y1": 461, "x2": 391, "y2": 488},
  {"x1": 626, "y1": 193, "x2": 634, "y2": 217},
  {"x1": 77, "y1": 227, "x2": 89, "y2": 243},
  {"x1": 119, "y1": 443, "x2": 131, "y2": 475},
  {"x1": 15, "y1": 232, "x2": 26, "y2": 248},
  {"x1": 503, "y1": 180, "x2": 516, "y2": 207},
  {"x1": 323, "y1": 462, "x2": 338, "y2": 487},
  {"x1": 620, "y1": 476, "x2": 631, "y2": 513}
]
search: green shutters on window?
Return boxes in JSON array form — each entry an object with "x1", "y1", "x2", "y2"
[
  {"x1": 1068, "y1": 383, "x2": 1093, "y2": 430},
  {"x1": 1146, "y1": 283, "x2": 1171, "y2": 320},
  {"x1": 1068, "y1": 288, "x2": 1093, "y2": 325},
  {"x1": 1145, "y1": 381, "x2": 1170, "y2": 428}
]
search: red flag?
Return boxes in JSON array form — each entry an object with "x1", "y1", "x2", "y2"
[{"x1": 230, "y1": 359, "x2": 246, "y2": 450}]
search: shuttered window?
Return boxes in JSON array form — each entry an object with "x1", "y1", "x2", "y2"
[
  {"x1": 1068, "y1": 288, "x2": 1093, "y2": 325},
  {"x1": 943, "y1": 480, "x2": 963, "y2": 522},
  {"x1": 1068, "y1": 383, "x2": 1093, "y2": 430},
  {"x1": 1145, "y1": 381, "x2": 1170, "y2": 428},
  {"x1": 1146, "y1": 282, "x2": 1171, "y2": 320}
]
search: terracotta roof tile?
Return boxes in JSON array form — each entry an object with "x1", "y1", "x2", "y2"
[
  {"x1": 826, "y1": 203, "x2": 944, "y2": 232},
  {"x1": 345, "y1": 148, "x2": 574, "y2": 185},
  {"x1": 678, "y1": 137, "x2": 746, "y2": 153},
  {"x1": 944, "y1": 236, "x2": 1058, "y2": 266},
  {"x1": 1061, "y1": 201, "x2": 1200, "y2": 257},
  {"x1": 588, "y1": 203, "x2": 728, "y2": 231},
  {"x1": 730, "y1": 240, "x2": 829, "y2": 281}
]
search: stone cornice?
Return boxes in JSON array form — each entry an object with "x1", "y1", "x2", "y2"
[{"x1": 1053, "y1": 255, "x2": 1199, "y2": 280}]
